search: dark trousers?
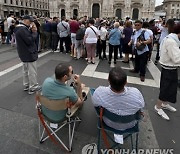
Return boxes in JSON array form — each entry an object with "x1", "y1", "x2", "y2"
[
  {"x1": 155, "y1": 42, "x2": 160, "y2": 61},
  {"x1": 6, "y1": 31, "x2": 11, "y2": 44},
  {"x1": 119, "y1": 38, "x2": 123, "y2": 57},
  {"x1": 51, "y1": 32, "x2": 59, "y2": 51},
  {"x1": 134, "y1": 51, "x2": 148, "y2": 77},
  {"x1": 44, "y1": 31, "x2": 51, "y2": 49},
  {"x1": 35, "y1": 32, "x2": 40, "y2": 51},
  {"x1": 97, "y1": 40, "x2": 107, "y2": 59},
  {"x1": 109, "y1": 44, "x2": 118, "y2": 62},
  {"x1": 59, "y1": 36, "x2": 71, "y2": 53}
]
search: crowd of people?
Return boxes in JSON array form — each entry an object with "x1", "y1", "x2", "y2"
[{"x1": 0, "y1": 14, "x2": 180, "y2": 123}]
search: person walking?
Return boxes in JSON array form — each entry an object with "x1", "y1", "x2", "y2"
[{"x1": 14, "y1": 15, "x2": 41, "y2": 94}]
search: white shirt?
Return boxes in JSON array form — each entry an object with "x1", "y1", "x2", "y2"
[
  {"x1": 85, "y1": 26, "x2": 100, "y2": 43},
  {"x1": 160, "y1": 33, "x2": 180, "y2": 68},
  {"x1": 99, "y1": 26, "x2": 108, "y2": 41},
  {"x1": 7, "y1": 17, "x2": 14, "y2": 28}
]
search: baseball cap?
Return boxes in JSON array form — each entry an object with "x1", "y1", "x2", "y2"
[{"x1": 23, "y1": 15, "x2": 34, "y2": 22}]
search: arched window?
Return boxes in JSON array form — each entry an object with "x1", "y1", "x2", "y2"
[
  {"x1": 116, "y1": 9, "x2": 122, "y2": 19},
  {"x1": 61, "y1": 9, "x2": 65, "y2": 18},
  {"x1": 73, "y1": 9, "x2": 78, "y2": 17},
  {"x1": 132, "y1": 8, "x2": 139, "y2": 20},
  {"x1": 25, "y1": 10, "x2": 29, "y2": 15},
  {"x1": 21, "y1": 10, "x2": 24, "y2": 16},
  {"x1": 92, "y1": 3, "x2": 100, "y2": 18}
]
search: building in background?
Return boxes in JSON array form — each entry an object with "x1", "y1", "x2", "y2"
[
  {"x1": 163, "y1": 0, "x2": 180, "y2": 19},
  {"x1": 0, "y1": 0, "x2": 50, "y2": 18},
  {"x1": 49, "y1": 0, "x2": 155, "y2": 20},
  {"x1": 154, "y1": 4, "x2": 166, "y2": 20}
]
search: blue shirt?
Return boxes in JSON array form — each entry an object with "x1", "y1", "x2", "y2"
[
  {"x1": 41, "y1": 77, "x2": 78, "y2": 122},
  {"x1": 109, "y1": 28, "x2": 121, "y2": 46},
  {"x1": 132, "y1": 29, "x2": 150, "y2": 55}
]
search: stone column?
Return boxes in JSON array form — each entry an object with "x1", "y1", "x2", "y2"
[{"x1": 65, "y1": 0, "x2": 71, "y2": 19}]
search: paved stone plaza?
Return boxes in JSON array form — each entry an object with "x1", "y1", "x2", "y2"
[{"x1": 0, "y1": 45, "x2": 179, "y2": 154}]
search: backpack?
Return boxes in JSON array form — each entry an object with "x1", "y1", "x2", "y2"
[
  {"x1": 136, "y1": 30, "x2": 146, "y2": 51},
  {"x1": 76, "y1": 28, "x2": 85, "y2": 40}
]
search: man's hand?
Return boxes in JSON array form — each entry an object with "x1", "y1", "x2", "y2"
[
  {"x1": 73, "y1": 74, "x2": 81, "y2": 85},
  {"x1": 136, "y1": 41, "x2": 141, "y2": 47}
]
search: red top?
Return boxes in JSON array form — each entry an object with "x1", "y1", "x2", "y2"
[{"x1": 70, "y1": 20, "x2": 80, "y2": 33}]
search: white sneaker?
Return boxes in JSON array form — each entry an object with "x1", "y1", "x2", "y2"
[
  {"x1": 161, "y1": 104, "x2": 177, "y2": 112},
  {"x1": 154, "y1": 105, "x2": 170, "y2": 120}
]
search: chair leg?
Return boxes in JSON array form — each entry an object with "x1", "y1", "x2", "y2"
[
  {"x1": 68, "y1": 118, "x2": 72, "y2": 151},
  {"x1": 135, "y1": 133, "x2": 139, "y2": 152},
  {"x1": 131, "y1": 134, "x2": 134, "y2": 150},
  {"x1": 98, "y1": 130, "x2": 101, "y2": 154}
]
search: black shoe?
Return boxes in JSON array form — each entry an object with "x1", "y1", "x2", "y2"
[
  {"x1": 140, "y1": 76, "x2": 145, "y2": 82},
  {"x1": 108, "y1": 61, "x2": 111, "y2": 64},
  {"x1": 130, "y1": 57, "x2": 135, "y2": 61},
  {"x1": 114, "y1": 61, "x2": 117, "y2": 64},
  {"x1": 154, "y1": 60, "x2": 158, "y2": 65},
  {"x1": 122, "y1": 60, "x2": 129, "y2": 63},
  {"x1": 129, "y1": 69, "x2": 138, "y2": 73}
]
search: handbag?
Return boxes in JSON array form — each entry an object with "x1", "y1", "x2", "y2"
[{"x1": 136, "y1": 30, "x2": 146, "y2": 51}]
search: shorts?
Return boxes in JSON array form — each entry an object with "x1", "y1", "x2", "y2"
[{"x1": 71, "y1": 33, "x2": 76, "y2": 44}]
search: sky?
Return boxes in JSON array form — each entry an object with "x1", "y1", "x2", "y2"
[{"x1": 155, "y1": 0, "x2": 163, "y2": 6}]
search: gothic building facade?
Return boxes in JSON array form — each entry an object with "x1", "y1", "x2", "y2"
[
  {"x1": 0, "y1": 0, "x2": 49, "y2": 18},
  {"x1": 49, "y1": 0, "x2": 155, "y2": 20},
  {"x1": 163, "y1": 0, "x2": 180, "y2": 19}
]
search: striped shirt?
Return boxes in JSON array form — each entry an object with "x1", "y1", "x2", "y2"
[{"x1": 92, "y1": 86, "x2": 145, "y2": 130}]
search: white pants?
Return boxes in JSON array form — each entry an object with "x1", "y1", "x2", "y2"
[{"x1": 23, "y1": 61, "x2": 38, "y2": 89}]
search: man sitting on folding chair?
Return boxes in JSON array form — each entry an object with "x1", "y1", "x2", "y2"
[
  {"x1": 92, "y1": 66, "x2": 145, "y2": 150},
  {"x1": 37, "y1": 63, "x2": 86, "y2": 151},
  {"x1": 41, "y1": 63, "x2": 85, "y2": 121}
]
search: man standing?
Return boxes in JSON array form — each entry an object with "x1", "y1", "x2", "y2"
[
  {"x1": 129, "y1": 20, "x2": 151, "y2": 82},
  {"x1": 57, "y1": 16, "x2": 71, "y2": 54},
  {"x1": 6, "y1": 14, "x2": 14, "y2": 44},
  {"x1": 14, "y1": 15, "x2": 41, "y2": 94}
]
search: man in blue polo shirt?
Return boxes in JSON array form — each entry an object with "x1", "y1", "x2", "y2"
[
  {"x1": 41, "y1": 63, "x2": 83, "y2": 122},
  {"x1": 129, "y1": 20, "x2": 151, "y2": 82}
]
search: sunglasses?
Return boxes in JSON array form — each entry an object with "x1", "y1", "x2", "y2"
[{"x1": 135, "y1": 24, "x2": 141, "y2": 26}]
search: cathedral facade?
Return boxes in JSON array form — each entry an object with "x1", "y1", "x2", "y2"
[{"x1": 49, "y1": 0, "x2": 155, "y2": 20}]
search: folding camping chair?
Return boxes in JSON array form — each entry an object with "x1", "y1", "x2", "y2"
[
  {"x1": 35, "y1": 92, "x2": 81, "y2": 152},
  {"x1": 90, "y1": 88, "x2": 142, "y2": 153}
]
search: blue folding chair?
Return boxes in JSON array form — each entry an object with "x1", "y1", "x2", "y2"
[{"x1": 90, "y1": 88, "x2": 142, "y2": 153}]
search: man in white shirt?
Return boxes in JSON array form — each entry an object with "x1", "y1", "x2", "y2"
[
  {"x1": 6, "y1": 14, "x2": 14, "y2": 44},
  {"x1": 92, "y1": 66, "x2": 145, "y2": 130}
]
